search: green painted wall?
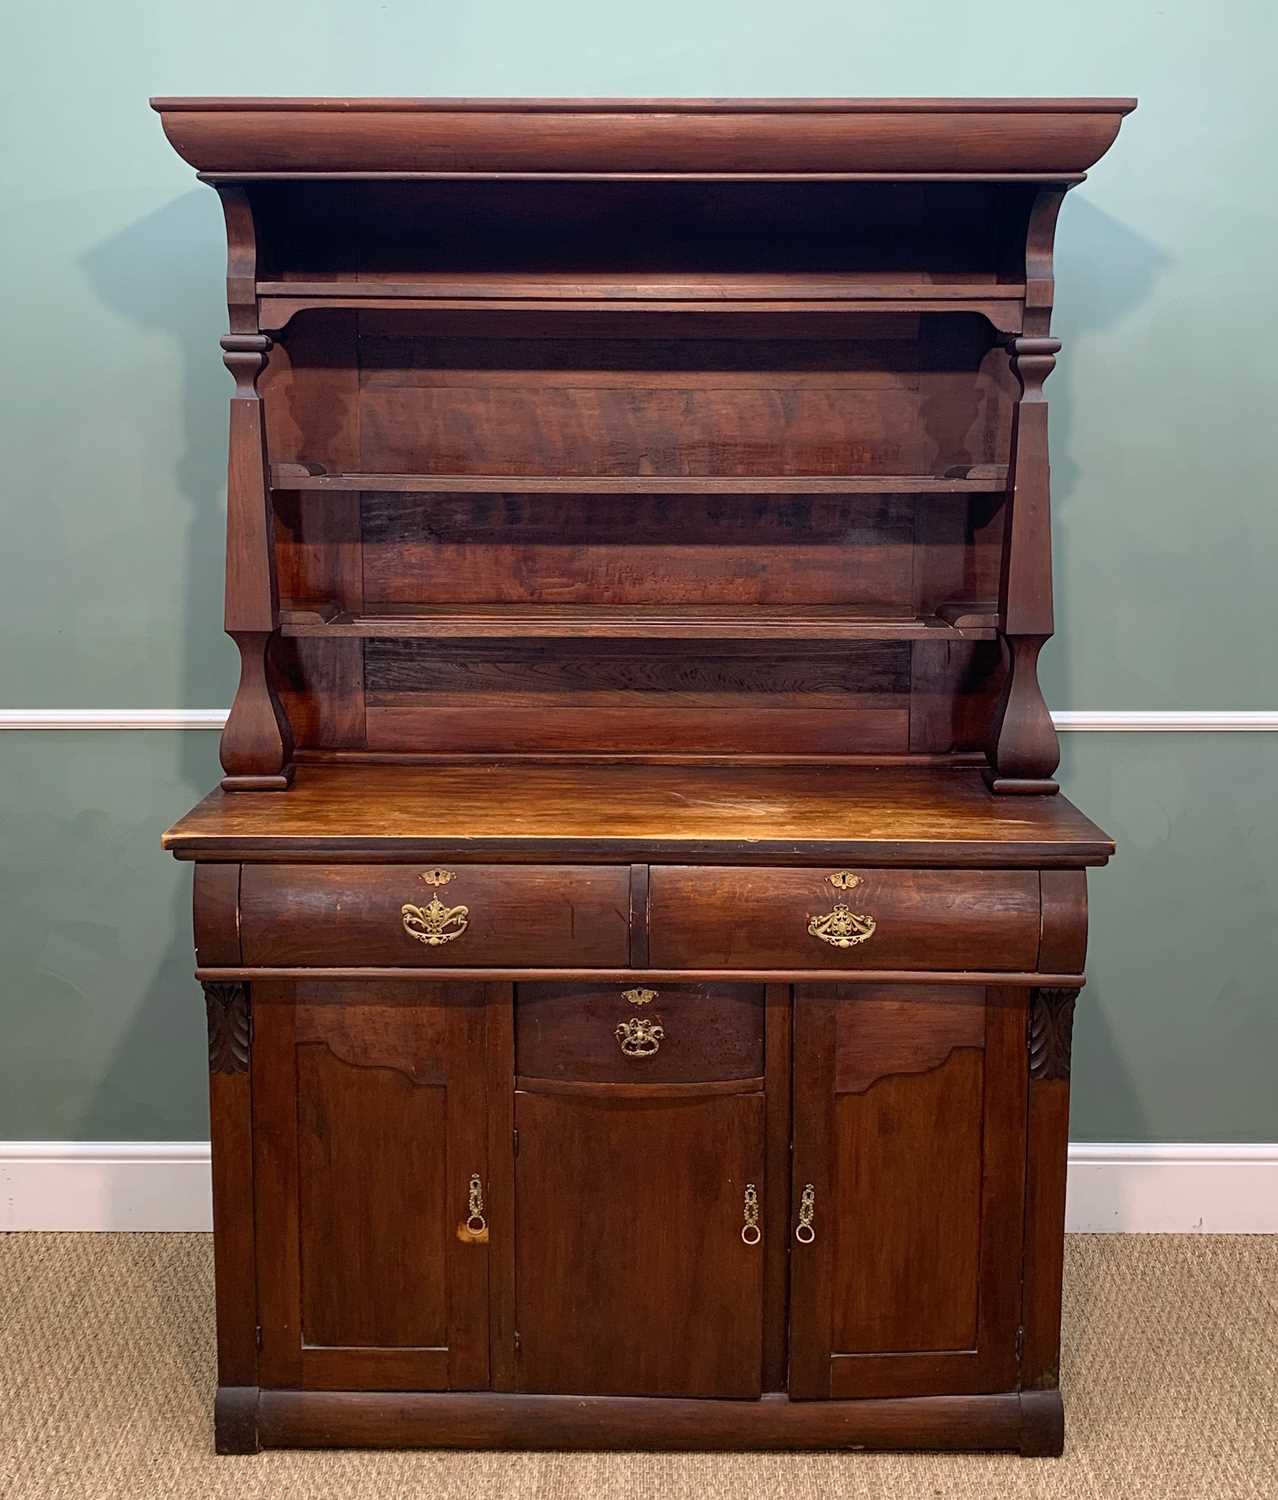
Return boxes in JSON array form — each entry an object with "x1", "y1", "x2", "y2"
[{"x1": 2, "y1": 1, "x2": 1276, "y2": 1140}]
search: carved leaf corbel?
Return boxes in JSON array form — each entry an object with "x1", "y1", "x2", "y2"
[
  {"x1": 203, "y1": 982, "x2": 250, "y2": 1074},
  {"x1": 1028, "y1": 987, "x2": 1076, "y2": 1081}
]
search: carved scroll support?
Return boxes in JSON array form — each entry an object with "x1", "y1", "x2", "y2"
[
  {"x1": 213, "y1": 182, "x2": 293, "y2": 792},
  {"x1": 985, "y1": 335, "x2": 1061, "y2": 796},
  {"x1": 218, "y1": 331, "x2": 294, "y2": 791}
]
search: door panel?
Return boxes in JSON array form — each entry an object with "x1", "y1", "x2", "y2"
[
  {"x1": 515, "y1": 1087, "x2": 765, "y2": 1397},
  {"x1": 789, "y1": 984, "x2": 1027, "y2": 1399},
  {"x1": 254, "y1": 981, "x2": 498, "y2": 1392},
  {"x1": 296, "y1": 1044, "x2": 449, "y2": 1349}
]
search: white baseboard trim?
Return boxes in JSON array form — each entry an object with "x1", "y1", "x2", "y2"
[
  {"x1": 1064, "y1": 1144, "x2": 1278, "y2": 1233},
  {"x1": 1, "y1": 709, "x2": 1277, "y2": 733},
  {"x1": 0, "y1": 1142, "x2": 214, "y2": 1231},
  {"x1": 3, "y1": 1141, "x2": 1275, "y2": 1234}
]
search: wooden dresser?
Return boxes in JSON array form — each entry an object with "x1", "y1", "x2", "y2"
[{"x1": 155, "y1": 97, "x2": 1132, "y2": 1456}]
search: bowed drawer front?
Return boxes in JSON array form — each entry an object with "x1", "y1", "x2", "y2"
[
  {"x1": 647, "y1": 867, "x2": 1041, "y2": 971},
  {"x1": 516, "y1": 982, "x2": 766, "y2": 1085},
  {"x1": 239, "y1": 864, "x2": 631, "y2": 966}
]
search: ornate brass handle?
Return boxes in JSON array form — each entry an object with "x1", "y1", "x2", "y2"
[
  {"x1": 741, "y1": 1184, "x2": 761, "y2": 1246},
  {"x1": 808, "y1": 870, "x2": 876, "y2": 949},
  {"x1": 795, "y1": 1183, "x2": 816, "y2": 1244},
  {"x1": 465, "y1": 1173, "x2": 487, "y2": 1237},
  {"x1": 402, "y1": 868, "x2": 469, "y2": 946},
  {"x1": 615, "y1": 1015, "x2": 664, "y2": 1057}
]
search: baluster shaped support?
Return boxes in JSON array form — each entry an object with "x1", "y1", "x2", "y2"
[
  {"x1": 985, "y1": 335, "x2": 1061, "y2": 795},
  {"x1": 218, "y1": 333, "x2": 293, "y2": 790}
]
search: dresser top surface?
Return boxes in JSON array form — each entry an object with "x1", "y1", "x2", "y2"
[{"x1": 163, "y1": 763, "x2": 1113, "y2": 866}]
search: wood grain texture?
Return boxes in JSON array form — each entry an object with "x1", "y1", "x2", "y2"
[
  {"x1": 193, "y1": 864, "x2": 241, "y2": 966},
  {"x1": 152, "y1": 97, "x2": 1135, "y2": 177},
  {"x1": 254, "y1": 1387, "x2": 1048, "y2": 1452},
  {"x1": 238, "y1": 863, "x2": 631, "y2": 966},
  {"x1": 253, "y1": 982, "x2": 490, "y2": 1393},
  {"x1": 648, "y1": 866, "x2": 1040, "y2": 970},
  {"x1": 513, "y1": 1088, "x2": 765, "y2": 1396},
  {"x1": 163, "y1": 763, "x2": 1114, "y2": 865},
  {"x1": 794, "y1": 984, "x2": 1027, "y2": 1401},
  {"x1": 1038, "y1": 869, "x2": 1088, "y2": 972},
  {"x1": 515, "y1": 982, "x2": 764, "y2": 1084}
]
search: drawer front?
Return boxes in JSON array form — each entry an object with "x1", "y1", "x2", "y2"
[
  {"x1": 648, "y1": 866, "x2": 1040, "y2": 971},
  {"x1": 240, "y1": 864, "x2": 631, "y2": 966},
  {"x1": 516, "y1": 982, "x2": 765, "y2": 1084}
]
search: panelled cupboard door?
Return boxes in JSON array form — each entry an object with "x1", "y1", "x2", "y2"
[
  {"x1": 252, "y1": 981, "x2": 499, "y2": 1392},
  {"x1": 789, "y1": 985, "x2": 1028, "y2": 1400},
  {"x1": 514, "y1": 1088, "x2": 766, "y2": 1397}
]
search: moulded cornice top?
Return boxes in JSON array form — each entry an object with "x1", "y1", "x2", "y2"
[{"x1": 150, "y1": 96, "x2": 1136, "y2": 178}]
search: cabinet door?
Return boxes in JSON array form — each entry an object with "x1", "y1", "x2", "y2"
[
  {"x1": 789, "y1": 985, "x2": 1027, "y2": 1399},
  {"x1": 253, "y1": 981, "x2": 498, "y2": 1392},
  {"x1": 514, "y1": 1087, "x2": 766, "y2": 1397}
]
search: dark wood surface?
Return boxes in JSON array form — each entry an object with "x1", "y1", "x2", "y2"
[
  {"x1": 514, "y1": 1086, "x2": 765, "y2": 1396},
  {"x1": 648, "y1": 865, "x2": 1041, "y2": 970},
  {"x1": 252, "y1": 982, "x2": 493, "y2": 1392},
  {"x1": 790, "y1": 985, "x2": 1026, "y2": 1400},
  {"x1": 238, "y1": 862, "x2": 631, "y2": 966},
  {"x1": 159, "y1": 96, "x2": 1129, "y2": 1458},
  {"x1": 515, "y1": 981, "x2": 765, "y2": 1084},
  {"x1": 151, "y1": 96, "x2": 1134, "y2": 177},
  {"x1": 164, "y1": 763, "x2": 1113, "y2": 864},
  {"x1": 252, "y1": 1387, "x2": 1057, "y2": 1453}
]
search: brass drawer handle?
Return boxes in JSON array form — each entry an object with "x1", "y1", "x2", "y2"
[
  {"x1": 465, "y1": 1173, "x2": 488, "y2": 1237},
  {"x1": 808, "y1": 870, "x2": 876, "y2": 949},
  {"x1": 741, "y1": 1184, "x2": 761, "y2": 1245},
  {"x1": 615, "y1": 1015, "x2": 664, "y2": 1058},
  {"x1": 402, "y1": 868, "x2": 469, "y2": 946},
  {"x1": 795, "y1": 1183, "x2": 816, "y2": 1244}
]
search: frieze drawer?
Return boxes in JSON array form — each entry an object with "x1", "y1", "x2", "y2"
[
  {"x1": 647, "y1": 866, "x2": 1041, "y2": 971},
  {"x1": 516, "y1": 982, "x2": 766, "y2": 1085},
  {"x1": 239, "y1": 864, "x2": 631, "y2": 966}
]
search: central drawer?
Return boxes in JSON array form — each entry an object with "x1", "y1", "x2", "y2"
[
  {"x1": 239, "y1": 864, "x2": 631, "y2": 966},
  {"x1": 648, "y1": 866, "x2": 1041, "y2": 971},
  {"x1": 516, "y1": 982, "x2": 765, "y2": 1084}
]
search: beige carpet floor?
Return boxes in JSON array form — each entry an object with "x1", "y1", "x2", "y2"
[{"x1": 0, "y1": 1233, "x2": 1274, "y2": 1499}]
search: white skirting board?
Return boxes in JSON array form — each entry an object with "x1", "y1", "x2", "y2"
[{"x1": 2, "y1": 1142, "x2": 1275, "y2": 1234}]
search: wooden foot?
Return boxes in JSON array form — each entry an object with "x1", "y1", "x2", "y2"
[
  {"x1": 214, "y1": 1385, "x2": 260, "y2": 1454},
  {"x1": 1018, "y1": 1389, "x2": 1065, "y2": 1457}
]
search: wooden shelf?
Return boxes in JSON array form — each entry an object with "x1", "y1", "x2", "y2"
[
  {"x1": 270, "y1": 467, "x2": 1009, "y2": 495},
  {"x1": 278, "y1": 601, "x2": 999, "y2": 642},
  {"x1": 255, "y1": 272, "x2": 1027, "y2": 331},
  {"x1": 257, "y1": 272, "x2": 1026, "y2": 302}
]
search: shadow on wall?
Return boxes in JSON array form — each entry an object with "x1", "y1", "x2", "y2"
[
  {"x1": 71, "y1": 187, "x2": 234, "y2": 1141},
  {"x1": 1044, "y1": 193, "x2": 1170, "y2": 707},
  {"x1": 79, "y1": 185, "x2": 231, "y2": 789}
]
